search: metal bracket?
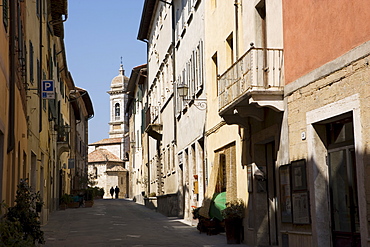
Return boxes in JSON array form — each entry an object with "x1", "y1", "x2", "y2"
[{"x1": 159, "y1": 0, "x2": 172, "y2": 5}]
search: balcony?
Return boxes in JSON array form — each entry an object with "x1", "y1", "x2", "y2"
[
  {"x1": 55, "y1": 124, "x2": 70, "y2": 157},
  {"x1": 218, "y1": 47, "x2": 284, "y2": 124}
]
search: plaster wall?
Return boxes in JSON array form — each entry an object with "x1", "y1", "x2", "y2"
[
  {"x1": 282, "y1": 0, "x2": 370, "y2": 84},
  {"x1": 147, "y1": 3, "x2": 173, "y2": 89},
  {"x1": 96, "y1": 144, "x2": 123, "y2": 161},
  {"x1": 175, "y1": 0, "x2": 206, "y2": 154},
  {"x1": 204, "y1": 0, "x2": 242, "y2": 199},
  {"x1": 0, "y1": 0, "x2": 9, "y2": 203},
  {"x1": 242, "y1": 0, "x2": 283, "y2": 50}
]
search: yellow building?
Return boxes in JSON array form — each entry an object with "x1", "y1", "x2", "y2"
[
  {"x1": 0, "y1": 0, "x2": 10, "y2": 204},
  {"x1": 0, "y1": 0, "x2": 93, "y2": 226},
  {"x1": 0, "y1": 0, "x2": 29, "y2": 207}
]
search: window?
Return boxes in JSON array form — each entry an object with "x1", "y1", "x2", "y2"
[
  {"x1": 196, "y1": 40, "x2": 204, "y2": 91},
  {"x1": 29, "y1": 41, "x2": 34, "y2": 84},
  {"x1": 2, "y1": 0, "x2": 8, "y2": 30},
  {"x1": 216, "y1": 154, "x2": 226, "y2": 192},
  {"x1": 36, "y1": 0, "x2": 40, "y2": 17},
  {"x1": 212, "y1": 52, "x2": 218, "y2": 95},
  {"x1": 226, "y1": 33, "x2": 234, "y2": 67},
  {"x1": 94, "y1": 167, "x2": 98, "y2": 179},
  {"x1": 115, "y1": 103, "x2": 120, "y2": 119}
]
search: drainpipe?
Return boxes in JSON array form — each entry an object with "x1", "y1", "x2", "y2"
[
  {"x1": 171, "y1": 1, "x2": 177, "y2": 146},
  {"x1": 142, "y1": 40, "x2": 151, "y2": 198},
  {"x1": 39, "y1": 0, "x2": 43, "y2": 133},
  {"x1": 234, "y1": 0, "x2": 240, "y2": 60},
  {"x1": 8, "y1": 0, "x2": 16, "y2": 153}
]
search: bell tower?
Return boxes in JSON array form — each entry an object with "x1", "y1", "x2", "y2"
[{"x1": 107, "y1": 64, "x2": 129, "y2": 138}]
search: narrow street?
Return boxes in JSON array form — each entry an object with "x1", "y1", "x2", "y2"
[{"x1": 42, "y1": 199, "x2": 241, "y2": 247}]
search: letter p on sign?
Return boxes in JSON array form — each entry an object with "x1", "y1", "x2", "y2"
[{"x1": 42, "y1": 80, "x2": 55, "y2": 99}]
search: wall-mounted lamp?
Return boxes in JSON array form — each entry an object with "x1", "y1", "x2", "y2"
[
  {"x1": 177, "y1": 83, "x2": 189, "y2": 98},
  {"x1": 54, "y1": 124, "x2": 70, "y2": 142},
  {"x1": 177, "y1": 83, "x2": 207, "y2": 110}
]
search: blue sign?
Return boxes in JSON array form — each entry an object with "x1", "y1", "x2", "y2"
[{"x1": 41, "y1": 80, "x2": 55, "y2": 99}]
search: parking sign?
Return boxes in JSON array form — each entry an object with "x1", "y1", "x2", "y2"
[{"x1": 42, "y1": 80, "x2": 55, "y2": 99}]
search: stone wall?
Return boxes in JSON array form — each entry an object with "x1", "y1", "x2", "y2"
[
  {"x1": 156, "y1": 193, "x2": 179, "y2": 217},
  {"x1": 286, "y1": 52, "x2": 370, "y2": 246}
]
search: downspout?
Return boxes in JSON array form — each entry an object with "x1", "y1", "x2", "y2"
[
  {"x1": 8, "y1": 0, "x2": 16, "y2": 153},
  {"x1": 39, "y1": 0, "x2": 43, "y2": 133},
  {"x1": 142, "y1": 39, "x2": 151, "y2": 196},
  {"x1": 234, "y1": 0, "x2": 240, "y2": 60},
  {"x1": 171, "y1": 1, "x2": 177, "y2": 146}
]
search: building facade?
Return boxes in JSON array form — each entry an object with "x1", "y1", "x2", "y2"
[
  {"x1": 0, "y1": 0, "x2": 94, "y2": 226},
  {"x1": 132, "y1": 0, "x2": 370, "y2": 246},
  {"x1": 138, "y1": 0, "x2": 179, "y2": 216},
  {"x1": 282, "y1": 1, "x2": 370, "y2": 246},
  {"x1": 211, "y1": 1, "x2": 284, "y2": 246},
  {"x1": 125, "y1": 64, "x2": 147, "y2": 203}
]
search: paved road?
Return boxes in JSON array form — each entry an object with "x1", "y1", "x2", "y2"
[{"x1": 42, "y1": 199, "x2": 245, "y2": 247}]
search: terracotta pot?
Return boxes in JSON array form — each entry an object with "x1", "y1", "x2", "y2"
[
  {"x1": 224, "y1": 218, "x2": 243, "y2": 244},
  {"x1": 84, "y1": 201, "x2": 94, "y2": 207}
]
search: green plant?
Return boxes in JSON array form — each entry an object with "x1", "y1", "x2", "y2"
[
  {"x1": 83, "y1": 186, "x2": 104, "y2": 200},
  {"x1": 0, "y1": 204, "x2": 34, "y2": 247},
  {"x1": 221, "y1": 199, "x2": 245, "y2": 219},
  {"x1": 0, "y1": 179, "x2": 44, "y2": 245},
  {"x1": 192, "y1": 207, "x2": 202, "y2": 219},
  {"x1": 59, "y1": 193, "x2": 72, "y2": 205}
]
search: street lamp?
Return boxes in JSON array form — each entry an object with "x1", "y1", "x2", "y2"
[
  {"x1": 177, "y1": 83, "x2": 189, "y2": 98},
  {"x1": 177, "y1": 83, "x2": 206, "y2": 110},
  {"x1": 55, "y1": 123, "x2": 70, "y2": 142}
]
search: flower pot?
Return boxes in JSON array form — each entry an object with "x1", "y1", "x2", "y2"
[
  {"x1": 224, "y1": 218, "x2": 243, "y2": 244},
  {"x1": 84, "y1": 200, "x2": 94, "y2": 207},
  {"x1": 67, "y1": 202, "x2": 80, "y2": 208}
]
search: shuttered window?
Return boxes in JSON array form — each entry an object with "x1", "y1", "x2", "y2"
[
  {"x1": 2, "y1": 0, "x2": 8, "y2": 30},
  {"x1": 29, "y1": 41, "x2": 34, "y2": 84}
]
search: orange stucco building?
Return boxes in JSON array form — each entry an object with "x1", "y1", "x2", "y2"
[
  {"x1": 282, "y1": 1, "x2": 370, "y2": 246},
  {"x1": 283, "y1": 0, "x2": 370, "y2": 84}
]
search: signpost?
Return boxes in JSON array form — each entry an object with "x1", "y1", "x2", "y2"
[{"x1": 41, "y1": 80, "x2": 55, "y2": 99}]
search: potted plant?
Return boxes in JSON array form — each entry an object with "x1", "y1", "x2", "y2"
[
  {"x1": 59, "y1": 194, "x2": 72, "y2": 210},
  {"x1": 221, "y1": 199, "x2": 245, "y2": 244},
  {"x1": 0, "y1": 179, "x2": 45, "y2": 245}
]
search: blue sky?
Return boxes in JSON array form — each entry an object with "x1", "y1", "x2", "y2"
[{"x1": 64, "y1": 0, "x2": 146, "y2": 144}]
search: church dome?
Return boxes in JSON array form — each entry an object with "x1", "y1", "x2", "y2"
[{"x1": 110, "y1": 64, "x2": 129, "y2": 90}]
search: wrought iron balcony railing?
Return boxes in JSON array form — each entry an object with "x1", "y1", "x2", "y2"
[{"x1": 218, "y1": 47, "x2": 283, "y2": 113}]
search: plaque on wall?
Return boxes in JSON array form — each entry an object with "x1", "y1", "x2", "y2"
[
  {"x1": 292, "y1": 191, "x2": 310, "y2": 224},
  {"x1": 279, "y1": 165, "x2": 292, "y2": 223},
  {"x1": 291, "y1": 159, "x2": 307, "y2": 192}
]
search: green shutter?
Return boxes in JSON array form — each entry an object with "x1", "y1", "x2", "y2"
[{"x1": 3, "y1": 0, "x2": 8, "y2": 29}]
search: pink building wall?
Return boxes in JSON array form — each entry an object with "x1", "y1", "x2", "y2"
[{"x1": 282, "y1": 0, "x2": 370, "y2": 84}]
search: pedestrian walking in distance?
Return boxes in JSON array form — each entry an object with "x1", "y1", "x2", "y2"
[
  {"x1": 114, "y1": 186, "x2": 120, "y2": 199},
  {"x1": 110, "y1": 187, "x2": 114, "y2": 199}
]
